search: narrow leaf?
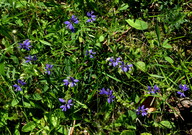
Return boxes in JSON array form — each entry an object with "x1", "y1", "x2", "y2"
[
  {"x1": 0, "y1": 63, "x2": 5, "y2": 75},
  {"x1": 149, "y1": 74, "x2": 164, "y2": 78},
  {"x1": 39, "y1": 40, "x2": 52, "y2": 46}
]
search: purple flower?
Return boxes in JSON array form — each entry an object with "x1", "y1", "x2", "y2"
[
  {"x1": 45, "y1": 64, "x2": 53, "y2": 75},
  {"x1": 147, "y1": 85, "x2": 160, "y2": 94},
  {"x1": 63, "y1": 77, "x2": 79, "y2": 87},
  {"x1": 19, "y1": 39, "x2": 32, "y2": 51},
  {"x1": 85, "y1": 49, "x2": 96, "y2": 58},
  {"x1": 64, "y1": 15, "x2": 79, "y2": 32},
  {"x1": 17, "y1": 79, "x2": 26, "y2": 85},
  {"x1": 177, "y1": 91, "x2": 186, "y2": 97},
  {"x1": 99, "y1": 88, "x2": 109, "y2": 95},
  {"x1": 179, "y1": 84, "x2": 189, "y2": 91},
  {"x1": 108, "y1": 57, "x2": 122, "y2": 67},
  {"x1": 13, "y1": 79, "x2": 27, "y2": 91},
  {"x1": 119, "y1": 62, "x2": 133, "y2": 72},
  {"x1": 136, "y1": 105, "x2": 148, "y2": 116},
  {"x1": 177, "y1": 84, "x2": 189, "y2": 97},
  {"x1": 99, "y1": 88, "x2": 115, "y2": 103},
  {"x1": 107, "y1": 90, "x2": 115, "y2": 103},
  {"x1": 86, "y1": 11, "x2": 96, "y2": 22},
  {"x1": 13, "y1": 84, "x2": 22, "y2": 91},
  {"x1": 25, "y1": 55, "x2": 37, "y2": 63},
  {"x1": 59, "y1": 98, "x2": 73, "y2": 111}
]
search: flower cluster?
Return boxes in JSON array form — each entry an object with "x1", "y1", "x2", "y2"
[
  {"x1": 45, "y1": 64, "x2": 53, "y2": 75},
  {"x1": 18, "y1": 39, "x2": 38, "y2": 64},
  {"x1": 19, "y1": 39, "x2": 32, "y2": 51},
  {"x1": 86, "y1": 11, "x2": 96, "y2": 22},
  {"x1": 25, "y1": 55, "x2": 37, "y2": 63},
  {"x1": 136, "y1": 105, "x2": 148, "y2": 116},
  {"x1": 119, "y1": 62, "x2": 133, "y2": 72},
  {"x1": 85, "y1": 49, "x2": 96, "y2": 58},
  {"x1": 64, "y1": 15, "x2": 79, "y2": 32},
  {"x1": 147, "y1": 85, "x2": 160, "y2": 94},
  {"x1": 59, "y1": 98, "x2": 73, "y2": 111},
  {"x1": 13, "y1": 79, "x2": 26, "y2": 91},
  {"x1": 99, "y1": 88, "x2": 115, "y2": 103},
  {"x1": 64, "y1": 12, "x2": 96, "y2": 32},
  {"x1": 63, "y1": 77, "x2": 79, "y2": 87},
  {"x1": 108, "y1": 57, "x2": 122, "y2": 67},
  {"x1": 15, "y1": 12, "x2": 191, "y2": 119},
  {"x1": 107, "y1": 57, "x2": 132, "y2": 72},
  {"x1": 177, "y1": 84, "x2": 189, "y2": 97}
]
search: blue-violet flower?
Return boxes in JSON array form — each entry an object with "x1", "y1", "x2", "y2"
[
  {"x1": 179, "y1": 84, "x2": 189, "y2": 91},
  {"x1": 25, "y1": 55, "x2": 37, "y2": 63},
  {"x1": 63, "y1": 77, "x2": 79, "y2": 87},
  {"x1": 177, "y1": 91, "x2": 186, "y2": 97},
  {"x1": 86, "y1": 49, "x2": 96, "y2": 58},
  {"x1": 17, "y1": 79, "x2": 26, "y2": 85},
  {"x1": 136, "y1": 105, "x2": 148, "y2": 116},
  {"x1": 177, "y1": 84, "x2": 189, "y2": 97},
  {"x1": 45, "y1": 64, "x2": 53, "y2": 75},
  {"x1": 86, "y1": 11, "x2": 96, "y2": 22},
  {"x1": 13, "y1": 79, "x2": 27, "y2": 91},
  {"x1": 99, "y1": 88, "x2": 115, "y2": 103},
  {"x1": 64, "y1": 15, "x2": 79, "y2": 32},
  {"x1": 13, "y1": 84, "x2": 22, "y2": 91},
  {"x1": 108, "y1": 57, "x2": 122, "y2": 67},
  {"x1": 19, "y1": 39, "x2": 32, "y2": 51},
  {"x1": 59, "y1": 98, "x2": 73, "y2": 111},
  {"x1": 147, "y1": 85, "x2": 160, "y2": 94},
  {"x1": 119, "y1": 62, "x2": 133, "y2": 72}
]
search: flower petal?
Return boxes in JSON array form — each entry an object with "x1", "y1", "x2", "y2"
[{"x1": 59, "y1": 98, "x2": 65, "y2": 103}]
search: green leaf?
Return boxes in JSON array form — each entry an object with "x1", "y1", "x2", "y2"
[
  {"x1": 120, "y1": 130, "x2": 136, "y2": 135},
  {"x1": 136, "y1": 61, "x2": 147, "y2": 72},
  {"x1": 75, "y1": 100, "x2": 88, "y2": 109},
  {"x1": 14, "y1": 129, "x2": 20, "y2": 135},
  {"x1": 39, "y1": 40, "x2": 52, "y2": 46},
  {"x1": 153, "y1": 122, "x2": 159, "y2": 127},
  {"x1": 15, "y1": 1, "x2": 28, "y2": 8},
  {"x1": 135, "y1": 94, "x2": 140, "y2": 103},
  {"x1": 114, "y1": 123, "x2": 121, "y2": 127},
  {"x1": 99, "y1": 35, "x2": 105, "y2": 42},
  {"x1": 162, "y1": 39, "x2": 172, "y2": 48},
  {"x1": 126, "y1": 125, "x2": 136, "y2": 130},
  {"x1": 79, "y1": 37, "x2": 84, "y2": 43},
  {"x1": 11, "y1": 99, "x2": 19, "y2": 106},
  {"x1": 141, "y1": 133, "x2": 152, "y2": 135},
  {"x1": 32, "y1": 93, "x2": 42, "y2": 100},
  {"x1": 51, "y1": 116, "x2": 58, "y2": 127},
  {"x1": 114, "y1": 0, "x2": 119, "y2": 4},
  {"x1": 162, "y1": 44, "x2": 172, "y2": 49},
  {"x1": 23, "y1": 102, "x2": 31, "y2": 108},
  {"x1": 149, "y1": 74, "x2": 164, "y2": 78},
  {"x1": 0, "y1": 63, "x2": 5, "y2": 75},
  {"x1": 155, "y1": 24, "x2": 160, "y2": 45},
  {"x1": 165, "y1": 56, "x2": 174, "y2": 64},
  {"x1": 160, "y1": 121, "x2": 175, "y2": 129},
  {"x1": 22, "y1": 121, "x2": 36, "y2": 132},
  {"x1": 126, "y1": 19, "x2": 148, "y2": 30},
  {"x1": 128, "y1": 110, "x2": 137, "y2": 120},
  {"x1": 119, "y1": 3, "x2": 129, "y2": 11}
]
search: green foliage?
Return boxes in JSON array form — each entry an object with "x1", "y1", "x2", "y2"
[{"x1": 0, "y1": 0, "x2": 191, "y2": 134}]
